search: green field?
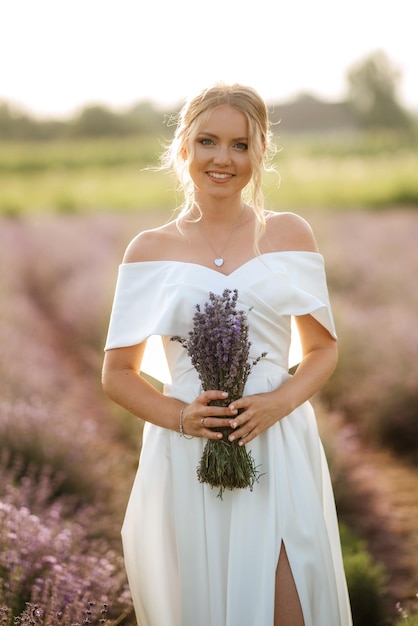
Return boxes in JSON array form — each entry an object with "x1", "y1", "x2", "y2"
[{"x1": 1, "y1": 134, "x2": 417, "y2": 215}]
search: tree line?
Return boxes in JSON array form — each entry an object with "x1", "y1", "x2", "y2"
[
  {"x1": 0, "y1": 99, "x2": 172, "y2": 141},
  {"x1": 0, "y1": 51, "x2": 415, "y2": 141}
]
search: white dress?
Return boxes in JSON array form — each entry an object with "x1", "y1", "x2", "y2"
[{"x1": 105, "y1": 251, "x2": 352, "y2": 626}]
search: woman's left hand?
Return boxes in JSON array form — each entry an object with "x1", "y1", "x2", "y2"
[
  {"x1": 226, "y1": 391, "x2": 288, "y2": 445},
  {"x1": 227, "y1": 313, "x2": 339, "y2": 446}
]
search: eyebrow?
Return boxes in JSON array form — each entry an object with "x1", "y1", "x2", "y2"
[{"x1": 197, "y1": 132, "x2": 248, "y2": 142}]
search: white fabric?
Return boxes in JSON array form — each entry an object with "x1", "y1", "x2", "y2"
[{"x1": 105, "y1": 251, "x2": 352, "y2": 626}]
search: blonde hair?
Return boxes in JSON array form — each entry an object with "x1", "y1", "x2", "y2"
[{"x1": 161, "y1": 82, "x2": 276, "y2": 245}]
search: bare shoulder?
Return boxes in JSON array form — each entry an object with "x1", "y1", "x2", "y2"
[
  {"x1": 123, "y1": 220, "x2": 179, "y2": 263},
  {"x1": 264, "y1": 211, "x2": 318, "y2": 252}
]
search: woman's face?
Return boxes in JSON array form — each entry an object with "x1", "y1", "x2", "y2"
[{"x1": 186, "y1": 104, "x2": 253, "y2": 201}]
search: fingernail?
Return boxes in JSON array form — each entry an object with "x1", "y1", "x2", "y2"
[
  {"x1": 229, "y1": 421, "x2": 237, "y2": 429},
  {"x1": 229, "y1": 435, "x2": 235, "y2": 442},
  {"x1": 221, "y1": 391, "x2": 228, "y2": 397},
  {"x1": 217, "y1": 433, "x2": 223, "y2": 439}
]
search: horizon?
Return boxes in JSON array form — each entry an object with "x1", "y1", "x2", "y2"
[{"x1": 0, "y1": 88, "x2": 378, "y2": 122}]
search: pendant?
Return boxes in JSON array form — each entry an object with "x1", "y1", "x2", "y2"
[{"x1": 214, "y1": 257, "x2": 224, "y2": 267}]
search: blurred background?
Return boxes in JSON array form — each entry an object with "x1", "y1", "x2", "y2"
[{"x1": 0, "y1": 1, "x2": 417, "y2": 624}]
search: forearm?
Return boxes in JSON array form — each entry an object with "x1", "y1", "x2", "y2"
[
  {"x1": 276, "y1": 343, "x2": 338, "y2": 414},
  {"x1": 102, "y1": 367, "x2": 184, "y2": 432}
]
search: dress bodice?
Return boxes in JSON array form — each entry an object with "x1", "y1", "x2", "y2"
[{"x1": 104, "y1": 251, "x2": 336, "y2": 386}]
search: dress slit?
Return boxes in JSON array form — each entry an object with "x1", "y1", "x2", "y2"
[{"x1": 275, "y1": 541, "x2": 305, "y2": 626}]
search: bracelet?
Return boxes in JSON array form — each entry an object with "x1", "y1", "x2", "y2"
[{"x1": 179, "y1": 405, "x2": 193, "y2": 439}]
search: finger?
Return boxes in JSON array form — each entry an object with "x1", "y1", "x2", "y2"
[
  {"x1": 201, "y1": 416, "x2": 235, "y2": 431},
  {"x1": 206, "y1": 429, "x2": 225, "y2": 441},
  {"x1": 228, "y1": 420, "x2": 256, "y2": 443},
  {"x1": 227, "y1": 397, "x2": 249, "y2": 412},
  {"x1": 229, "y1": 429, "x2": 253, "y2": 445},
  {"x1": 199, "y1": 416, "x2": 230, "y2": 441},
  {"x1": 202, "y1": 405, "x2": 238, "y2": 419},
  {"x1": 201, "y1": 389, "x2": 229, "y2": 403},
  {"x1": 199, "y1": 395, "x2": 238, "y2": 418}
]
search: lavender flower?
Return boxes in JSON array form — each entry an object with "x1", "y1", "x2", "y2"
[
  {"x1": 0, "y1": 454, "x2": 132, "y2": 626},
  {"x1": 172, "y1": 289, "x2": 266, "y2": 497}
]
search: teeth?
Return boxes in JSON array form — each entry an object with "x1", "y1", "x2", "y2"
[{"x1": 208, "y1": 172, "x2": 231, "y2": 179}]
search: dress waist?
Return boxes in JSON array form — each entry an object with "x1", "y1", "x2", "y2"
[{"x1": 164, "y1": 363, "x2": 290, "y2": 404}]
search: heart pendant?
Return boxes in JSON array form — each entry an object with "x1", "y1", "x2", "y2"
[{"x1": 214, "y1": 258, "x2": 224, "y2": 267}]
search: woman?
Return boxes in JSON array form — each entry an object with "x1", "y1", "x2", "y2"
[{"x1": 102, "y1": 83, "x2": 352, "y2": 626}]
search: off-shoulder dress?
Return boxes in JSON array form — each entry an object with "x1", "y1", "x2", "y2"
[{"x1": 104, "y1": 251, "x2": 352, "y2": 626}]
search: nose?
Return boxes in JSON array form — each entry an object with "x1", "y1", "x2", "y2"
[{"x1": 213, "y1": 144, "x2": 231, "y2": 166}]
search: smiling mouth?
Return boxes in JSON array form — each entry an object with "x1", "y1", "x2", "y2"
[{"x1": 207, "y1": 171, "x2": 233, "y2": 180}]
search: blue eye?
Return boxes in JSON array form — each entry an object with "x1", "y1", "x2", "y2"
[
  {"x1": 235, "y1": 142, "x2": 248, "y2": 150},
  {"x1": 200, "y1": 138, "x2": 213, "y2": 146}
]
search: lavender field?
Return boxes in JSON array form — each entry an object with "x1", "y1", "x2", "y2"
[{"x1": 1, "y1": 208, "x2": 417, "y2": 625}]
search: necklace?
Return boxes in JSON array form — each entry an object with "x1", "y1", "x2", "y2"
[{"x1": 200, "y1": 206, "x2": 246, "y2": 267}]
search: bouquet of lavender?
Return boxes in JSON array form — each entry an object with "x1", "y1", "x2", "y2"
[{"x1": 172, "y1": 289, "x2": 266, "y2": 497}]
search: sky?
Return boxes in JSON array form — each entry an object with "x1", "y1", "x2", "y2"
[{"x1": 1, "y1": 0, "x2": 416, "y2": 118}]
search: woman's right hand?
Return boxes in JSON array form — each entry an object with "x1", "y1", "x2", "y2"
[{"x1": 181, "y1": 390, "x2": 238, "y2": 439}]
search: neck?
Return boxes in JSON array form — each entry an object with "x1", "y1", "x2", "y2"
[
  {"x1": 191, "y1": 202, "x2": 247, "y2": 228},
  {"x1": 194, "y1": 203, "x2": 250, "y2": 268}
]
